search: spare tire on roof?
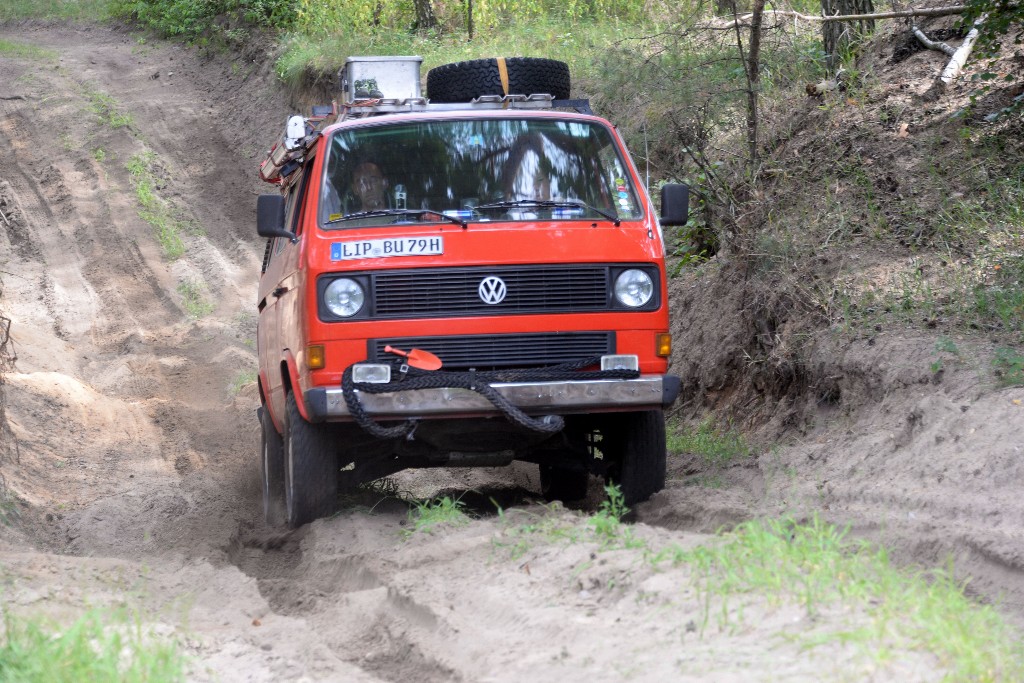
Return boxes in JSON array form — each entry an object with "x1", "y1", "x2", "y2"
[{"x1": 427, "y1": 57, "x2": 570, "y2": 103}]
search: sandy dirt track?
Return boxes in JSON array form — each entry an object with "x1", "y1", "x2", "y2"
[{"x1": 0, "y1": 23, "x2": 1023, "y2": 682}]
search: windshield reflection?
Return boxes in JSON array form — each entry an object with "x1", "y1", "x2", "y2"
[{"x1": 319, "y1": 118, "x2": 642, "y2": 227}]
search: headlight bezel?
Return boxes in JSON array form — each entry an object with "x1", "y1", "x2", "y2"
[
  {"x1": 611, "y1": 267, "x2": 657, "y2": 309},
  {"x1": 317, "y1": 274, "x2": 371, "y2": 320}
]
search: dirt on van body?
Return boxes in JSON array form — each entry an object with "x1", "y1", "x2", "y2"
[{"x1": 0, "y1": 21, "x2": 1022, "y2": 682}]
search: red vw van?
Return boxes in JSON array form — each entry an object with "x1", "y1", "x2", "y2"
[{"x1": 256, "y1": 57, "x2": 689, "y2": 527}]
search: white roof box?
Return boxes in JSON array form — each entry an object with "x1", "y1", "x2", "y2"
[{"x1": 340, "y1": 56, "x2": 423, "y2": 103}]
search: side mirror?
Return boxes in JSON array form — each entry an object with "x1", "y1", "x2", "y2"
[
  {"x1": 257, "y1": 194, "x2": 296, "y2": 241},
  {"x1": 660, "y1": 183, "x2": 689, "y2": 227}
]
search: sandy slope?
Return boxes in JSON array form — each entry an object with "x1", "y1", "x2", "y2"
[{"x1": 0, "y1": 23, "x2": 1020, "y2": 681}]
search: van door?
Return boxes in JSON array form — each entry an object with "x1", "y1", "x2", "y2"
[{"x1": 258, "y1": 171, "x2": 308, "y2": 427}]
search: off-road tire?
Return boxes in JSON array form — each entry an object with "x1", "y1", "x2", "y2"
[
  {"x1": 602, "y1": 410, "x2": 667, "y2": 506},
  {"x1": 427, "y1": 57, "x2": 570, "y2": 103},
  {"x1": 539, "y1": 463, "x2": 589, "y2": 503},
  {"x1": 259, "y1": 405, "x2": 286, "y2": 526},
  {"x1": 283, "y1": 391, "x2": 338, "y2": 528}
]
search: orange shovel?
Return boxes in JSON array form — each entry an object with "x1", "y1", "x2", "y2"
[{"x1": 384, "y1": 345, "x2": 443, "y2": 371}]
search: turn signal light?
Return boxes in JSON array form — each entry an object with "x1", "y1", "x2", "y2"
[
  {"x1": 307, "y1": 344, "x2": 325, "y2": 370},
  {"x1": 655, "y1": 333, "x2": 672, "y2": 357}
]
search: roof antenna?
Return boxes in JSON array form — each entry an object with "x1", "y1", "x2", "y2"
[{"x1": 643, "y1": 121, "x2": 650, "y2": 195}]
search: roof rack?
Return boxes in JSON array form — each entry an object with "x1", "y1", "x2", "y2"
[{"x1": 337, "y1": 94, "x2": 592, "y2": 118}]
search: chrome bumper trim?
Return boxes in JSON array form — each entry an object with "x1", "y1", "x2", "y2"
[{"x1": 307, "y1": 376, "x2": 678, "y2": 420}]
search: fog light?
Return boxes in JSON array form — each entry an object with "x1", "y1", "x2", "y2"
[
  {"x1": 656, "y1": 333, "x2": 672, "y2": 357},
  {"x1": 601, "y1": 354, "x2": 639, "y2": 371},
  {"x1": 352, "y1": 363, "x2": 391, "y2": 384},
  {"x1": 307, "y1": 344, "x2": 325, "y2": 369}
]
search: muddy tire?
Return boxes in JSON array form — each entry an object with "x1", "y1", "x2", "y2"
[
  {"x1": 426, "y1": 57, "x2": 570, "y2": 103},
  {"x1": 540, "y1": 464, "x2": 589, "y2": 503},
  {"x1": 283, "y1": 391, "x2": 338, "y2": 528},
  {"x1": 259, "y1": 405, "x2": 286, "y2": 526},
  {"x1": 603, "y1": 410, "x2": 667, "y2": 506}
]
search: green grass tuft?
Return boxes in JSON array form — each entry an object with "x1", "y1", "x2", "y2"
[
  {"x1": 0, "y1": 39, "x2": 58, "y2": 60},
  {"x1": 405, "y1": 495, "x2": 470, "y2": 537},
  {"x1": 85, "y1": 88, "x2": 134, "y2": 129},
  {"x1": 0, "y1": 606, "x2": 186, "y2": 683},
  {"x1": 668, "y1": 419, "x2": 751, "y2": 466},
  {"x1": 650, "y1": 515, "x2": 1024, "y2": 680},
  {"x1": 228, "y1": 369, "x2": 257, "y2": 394},
  {"x1": 992, "y1": 347, "x2": 1024, "y2": 386},
  {"x1": 126, "y1": 152, "x2": 186, "y2": 259},
  {"x1": 176, "y1": 280, "x2": 214, "y2": 318}
]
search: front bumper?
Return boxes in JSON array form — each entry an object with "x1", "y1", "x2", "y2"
[{"x1": 304, "y1": 374, "x2": 681, "y2": 422}]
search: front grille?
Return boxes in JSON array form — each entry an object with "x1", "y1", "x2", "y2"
[
  {"x1": 369, "y1": 332, "x2": 614, "y2": 370},
  {"x1": 372, "y1": 265, "x2": 609, "y2": 318}
]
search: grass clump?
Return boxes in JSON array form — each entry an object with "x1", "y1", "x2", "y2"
[
  {"x1": 0, "y1": 606, "x2": 186, "y2": 683},
  {"x1": 404, "y1": 495, "x2": 470, "y2": 537},
  {"x1": 668, "y1": 419, "x2": 751, "y2": 466},
  {"x1": 651, "y1": 515, "x2": 1024, "y2": 680},
  {"x1": 126, "y1": 152, "x2": 186, "y2": 259},
  {"x1": 0, "y1": 0, "x2": 112, "y2": 21},
  {"x1": 228, "y1": 369, "x2": 257, "y2": 394},
  {"x1": 992, "y1": 346, "x2": 1024, "y2": 386},
  {"x1": 176, "y1": 280, "x2": 214, "y2": 318},
  {"x1": 85, "y1": 88, "x2": 134, "y2": 129},
  {"x1": 0, "y1": 39, "x2": 58, "y2": 60}
]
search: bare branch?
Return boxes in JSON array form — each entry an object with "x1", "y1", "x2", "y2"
[
  {"x1": 709, "y1": 5, "x2": 965, "y2": 27},
  {"x1": 912, "y1": 25, "x2": 957, "y2": 56},
  {"x1": 936, "y1": 14, "x2": 985, "y2": 88}
]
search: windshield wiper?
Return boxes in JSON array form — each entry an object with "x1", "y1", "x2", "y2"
[
  {"x1": 326, "y1": 208, "x2": 467, "y2": 229},
  {"x1": 474, "y1": 199, "x2": 621, "y2": 227}
]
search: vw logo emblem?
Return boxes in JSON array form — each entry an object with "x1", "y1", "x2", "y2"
[{"x1": 478, "y1": 276, "x2": 507, "y2": 305}]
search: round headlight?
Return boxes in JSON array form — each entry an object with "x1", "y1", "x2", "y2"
[
  {"x1": 613, "y1": 269, "x2": 654, "y2": 308},
  {"x1": 324, "y1": 278, "x2": 365, "y2": 317}
]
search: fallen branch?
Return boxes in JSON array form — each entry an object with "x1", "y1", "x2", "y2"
[
  {"x1": 710, "y1": 5, "x2": 965, "y2": 28},
  {"x1": 912, "y1": 25, "x2": 956, "y2": 56},
  {"x1": 925, "y1": 13, "x2": 986, "y2": 99}
]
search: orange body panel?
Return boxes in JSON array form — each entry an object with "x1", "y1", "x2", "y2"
[{"x1": 258, "y1": 110, "x2": 672, "y2": 422}]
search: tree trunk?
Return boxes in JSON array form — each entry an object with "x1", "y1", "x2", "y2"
[
  {"x1": 745, "y1": 0, "x2": 766, "y2": 170},
  {"x1": 822, "y1": 0, "x2": 875, "y2": 70},
  {"x1": 414, "y1": 0, "x2": 437, "y2": 30}
]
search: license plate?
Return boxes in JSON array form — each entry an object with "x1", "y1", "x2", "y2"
[{"x1": 330, "y1": 236, "x2": 444, "y2": 261}]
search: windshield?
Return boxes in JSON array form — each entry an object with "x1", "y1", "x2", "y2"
[{"x1": 319, "y1": 118, "x2": 643, "y2": 228}]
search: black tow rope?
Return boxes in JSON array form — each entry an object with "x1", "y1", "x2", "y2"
[{"x1": 341, "y1": 357, "x2": 639, "y2": 439}]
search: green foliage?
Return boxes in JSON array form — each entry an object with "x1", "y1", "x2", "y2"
[
  {"x1": 0, "y1": 607, "x2": 186, "y2": 683},
  {"x1": 992, "y1": 346, "x2": 1024, "y2": 386},
  {"x1": 587, "y1": 484, "x2": 633, "y2": 546},
  {"x1": 961, "y1": 0, "x2": 1024, "y2": 56},
  {"x1": 0, "y1": 39, "x2": 58, "y2": 60},
  {"x1": 229, "y1": 369, "x2": 258, "y2": 393},
  {"x1": 86, "y1": 88, "x2": 134, "y2": 129},
  {"x1": 127, "y1": 152, "x2": 187, "y2": 259},
  {"x1": 0, "y1": 0, "x2": 112, "y2": 21},
  {"x1": 176, "y1": 280, "x2": 214, "y2": 318},
  {"x1": 405, "y1": 495, "x2": 470, "y2": 536},
  {"x1": 653, "y1": 515, "x2": 1024, "y2": 679},
  {"x1": 668, "y1": 419, "x2": 751, "y2": 466},
  {"x1": 109, "y1": 0, "x2": 296, "y2": 41},
  {"x1": 294, "y1": 0, "x2": 654, "y2": 37}
]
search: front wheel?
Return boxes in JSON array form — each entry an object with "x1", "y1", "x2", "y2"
[
  {"x1": 283, "y1": 391, "x2": 338, "y2": 528},
  {"x1": 602, "y1": 410, "x2": 667, "y2": 506}
]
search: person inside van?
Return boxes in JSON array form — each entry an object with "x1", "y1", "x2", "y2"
[{"x1": 350, "y1": 161, "x2": 390, "y2": 211}]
